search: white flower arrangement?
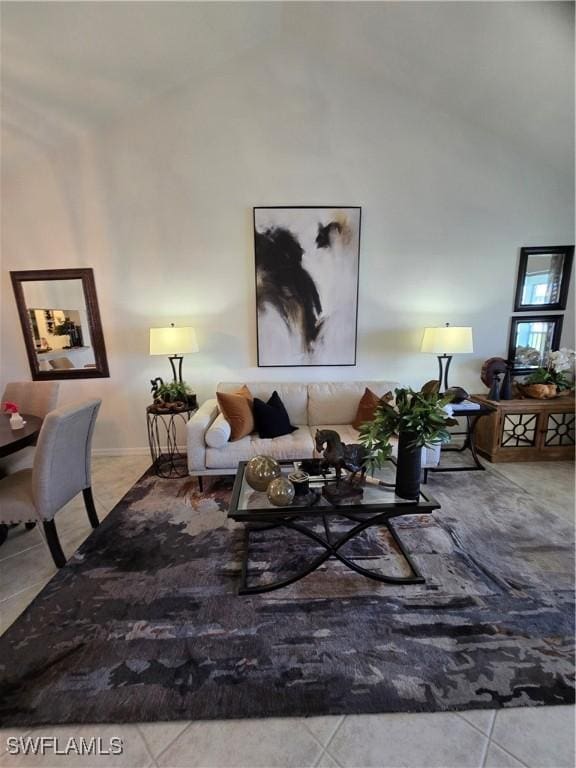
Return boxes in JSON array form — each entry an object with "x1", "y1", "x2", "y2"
[
  {"x1": 526, "y1": 348, "x2": 575, "y2": 391},
  {"x1": 548, "y1": 348, "x2": 575, "y2": 374}
]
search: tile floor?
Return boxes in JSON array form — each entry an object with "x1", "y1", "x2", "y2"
[{"x1": 0, "y1": 456, "x2": 574, "y2": 768}]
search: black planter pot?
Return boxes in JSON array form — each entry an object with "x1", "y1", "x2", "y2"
[{"x1": 395, "y1": 430, "x2": 422, "y2": 500}]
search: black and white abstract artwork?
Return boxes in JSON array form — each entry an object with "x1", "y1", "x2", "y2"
[{"x1": 254, "y1": 206, "x2": 361, "y2": 366}]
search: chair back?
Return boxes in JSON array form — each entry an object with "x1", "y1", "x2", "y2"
[
  {"x1": 49, "y1": 358, "x2": 74, "y2": 370},
  {"x1": 2, "y1": 381, "x2": 60, "y2": 419},
  {"x1": 32, "y1": 399, "x2": 101, "y2": 519}
]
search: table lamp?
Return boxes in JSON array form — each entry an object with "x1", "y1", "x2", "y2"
[
  {"x1": 149, "y1": 324, "x2": 198, "y2": 383},
  {"x1": 420, "y1": 323, "x2": 473, "y2": 391}
]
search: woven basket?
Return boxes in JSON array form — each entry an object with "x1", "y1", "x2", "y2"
[{"x1": 517, "y1": 383, "x2": 557, "y2": 399}]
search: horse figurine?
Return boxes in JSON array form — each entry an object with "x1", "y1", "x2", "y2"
[{"x1": 314, "y1": 429, "x2": 367, "y2": 485}]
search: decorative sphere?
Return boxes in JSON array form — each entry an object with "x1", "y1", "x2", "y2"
[
  {"x1": 245, "y1": 455, "x2": 281, "y2": 492},
  {"x1": 444, "y1": 386, "x2": 469, "y2": 404},
  {"x1": 266, "y1": 476, "x2": 296, "y2": 507}
]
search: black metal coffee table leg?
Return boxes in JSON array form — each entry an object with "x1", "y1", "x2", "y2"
[{"x1": 238, "y1": 514, "x2": 424, "y2": 595}]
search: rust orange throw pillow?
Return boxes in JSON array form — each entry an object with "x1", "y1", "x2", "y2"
[
  {"x1": 216, "y1": 385, "x2": 254, "y2": 441},
  {"x1": 352, "y1": 388, "x2": 391, "y2": 430}
]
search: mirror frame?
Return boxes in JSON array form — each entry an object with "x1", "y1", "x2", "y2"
[
  {"x1": 514, "y1": 245, "x2": 574, "y2": 312},
  {"x1": 508, "y1": 314, "x2": 563, "y2": 374},
  {"x1": 10, "y1": 268, "x2": 110, "y2": 381}
]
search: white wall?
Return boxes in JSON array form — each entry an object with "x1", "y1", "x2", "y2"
[{"x1": 1, "y1": 2, "x2": 574, "y2": 452}]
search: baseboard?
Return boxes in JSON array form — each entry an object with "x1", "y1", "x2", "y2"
[{"x1": 92, "y1": 447, "x2": 152, "y2": 457}]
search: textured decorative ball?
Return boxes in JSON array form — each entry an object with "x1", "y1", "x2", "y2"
[
  {"x1": 245, "y1": 455, "x2": 281, "y2": 492},
  {"x1": 266, "y1": 476, "x2": 296, "y2": 507},
  {"x1": 444, "y1": 386, "x2": 469, "y2": 404}
]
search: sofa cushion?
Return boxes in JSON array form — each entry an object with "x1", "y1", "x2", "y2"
[
  {"x1": 308, "y1": 381, "x2": 400, "y2": 426},
  {"x1": 217, "y1": 382, "x2": 308, "y2": 425},
  {"x1": 205, "y1": 413, "x2": 231, "y2": 448},
  {"x1": 253, "y1": 391, "x2": 297, "y2": 439},
  {"x1": 205, "y1": 426, "x2": 314, "y2": 469},
  {"x1": 352, "y1": 387, "x2": 393, "y2": 430},
  {"x1": 216, "y1": 385, "x2": 253, "y2": 441}
]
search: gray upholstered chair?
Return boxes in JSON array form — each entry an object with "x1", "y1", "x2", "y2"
[
  {"x1": 0, "y1": 399, "x2": 101, "y2": 567},
  {"x1": 49, "y1": 357, "x2": 74, "y2": 369},
  {"x1": 0, "y1": 381, "x2": 60, "y2": 476}
]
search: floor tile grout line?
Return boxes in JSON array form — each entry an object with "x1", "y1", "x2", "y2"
[
  {"x1": 152, "y1": 721, "x2": 195, "y2": 764},
  {"x1": 305, "y1": 728, "x2": 333, "y2": 754},
  {"x1": 302, "y1": 716, "x2": 345, "y2": 752},
  {"x1": 480, "y1": 711, "x2": 497, "y2": 768},
  {"x1": 323, "y1": 747, "x2": 345, "y2": 768},
  {"x1": 135, "y1": 724, "x2": 165, "y2": 768},
  {"x1": 321, "y1": 715, "x2": 346, "y2": 765},
  {"x1": 0, "y1": 541, "x2": 44, "y2": 564},
  {"x1": 0, "y1": 578, "x2": 49, "y2": 604},
  {"x1": 312, "y1": 747, "x2": 328, "y2": 768},
  {"x1": 454, "y1": 711, "x2": 495, "y2": 739},
  {"x1": 487, "y1": 734, "x2": 531, "y2": 768}
]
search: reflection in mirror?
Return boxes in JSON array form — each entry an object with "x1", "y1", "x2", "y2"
[
  {"x1": 508, "y1": 315, "x2": 563, "y2": 373},
  {"x1": 514, "y1": 246, "x2": 573, "y2": 311},
  {"x1": 10, "y1": 269, "x2": 109, "y2": 380},
  {"x1": 23, "y1": 279, "x2": 96, "y2": 372},
  {"x1": 522, "y1": 255, "x2": 564, "y2": 306}
]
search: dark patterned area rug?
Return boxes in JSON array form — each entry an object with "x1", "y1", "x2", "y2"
[{"x1": 0, "y1": 468, "x2": 574, "y2": 726}]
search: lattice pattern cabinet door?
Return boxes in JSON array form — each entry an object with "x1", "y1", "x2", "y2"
[
  {"x1": 501, "y1": 413, "x2": 538, "y2": 449},
  {"x1": 471, "y1": 395, "x2": 575, "y2": 462},
  {"x1": 544, "y1": 412, "x2": 575, "y2": 448}
]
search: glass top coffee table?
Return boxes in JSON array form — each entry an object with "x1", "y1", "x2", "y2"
[{"x1": 228, "y1": 459, "x2": 441, "y2": 595}]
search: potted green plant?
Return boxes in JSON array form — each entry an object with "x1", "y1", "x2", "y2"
[
  {"x1": 358, "y1": 380, "x2": 457, "y2": 500},
  {"x1": 53, "y1": 318, "x2": 83, "y2": 347},
  {"x1": 151, "y1": 380, "x2": 196, "y2": 411}
]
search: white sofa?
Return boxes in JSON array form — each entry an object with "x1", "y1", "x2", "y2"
[{"x1": 187, "y1": 381, "x2": 441, "y2": 479}]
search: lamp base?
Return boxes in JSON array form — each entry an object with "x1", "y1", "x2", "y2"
[
  {"x1": 437, "y1": 355, "x2": 453, "y2": 393},
  {"x1": 168, "y1": 355, "x2": 183, "y2": 383}
]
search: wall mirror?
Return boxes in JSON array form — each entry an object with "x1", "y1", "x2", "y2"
[
  {"x1": 508, "y1": 315, "x2": 563, "y2": 373},
  {"x1": 10, "y1": 268, "x2": 110, "y2": 380},
  {"x1": 514, "y1": 245, "x2": 573, "y2": 311}
]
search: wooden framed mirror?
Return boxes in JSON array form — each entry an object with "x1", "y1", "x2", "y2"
[
  {"x1": 10, "y1": 268, "x2": 110, "y2": 380},
  {"x1": 514, "y1": 246, "x2": 574, "y2": 312},
  {"x1": 508, "y1": 315, "x2": 563, "y2": 374}
]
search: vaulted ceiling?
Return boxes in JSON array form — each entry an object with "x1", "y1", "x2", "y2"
[{"x1": 2, "y1": 1, "x2": 573, "y2": 174}]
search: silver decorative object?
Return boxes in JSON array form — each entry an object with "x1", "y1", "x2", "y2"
[
  {"x1": 266, "y1": 476, "x2": 296, "y2": 507},
  {"x1": 245, "y1": 455, "x2": 281, "y2": 492}
]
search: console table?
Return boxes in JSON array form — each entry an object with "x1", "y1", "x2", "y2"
[{"x1": 471, "y1": 394, "x2": 575, "y2": 462}]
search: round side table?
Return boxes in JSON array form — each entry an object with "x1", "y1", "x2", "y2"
[{"x1": 146, "y1": 404, "x2": 196, "y2": 478}]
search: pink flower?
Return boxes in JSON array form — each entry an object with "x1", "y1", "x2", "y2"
[{"x1": 2, "y1": 401, "x2": 19, "y2": 414}]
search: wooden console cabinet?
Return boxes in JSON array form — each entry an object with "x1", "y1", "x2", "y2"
[{"x1": 471, "y1": 394, "x2": 575, "y2": 462}]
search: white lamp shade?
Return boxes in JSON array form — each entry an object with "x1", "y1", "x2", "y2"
[
  {"x1": 149, "y1": 326, "x2": 199, "y2": 356},
  {"x1": 421, "y1": 326, "x2": 473, "y2": 354}
]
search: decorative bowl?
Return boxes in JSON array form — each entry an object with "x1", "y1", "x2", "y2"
[{"x1": 517, "y1": 383, "x2": 557, "y2": 399}]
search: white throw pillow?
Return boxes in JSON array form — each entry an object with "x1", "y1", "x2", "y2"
[{"x1": 205, "y1": 413, "x2": 232, "y2": 448}]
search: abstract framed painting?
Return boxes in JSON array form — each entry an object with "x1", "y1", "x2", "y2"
[{"x1": 254, "y1": 206, "x2": 361, "y2": 366}]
